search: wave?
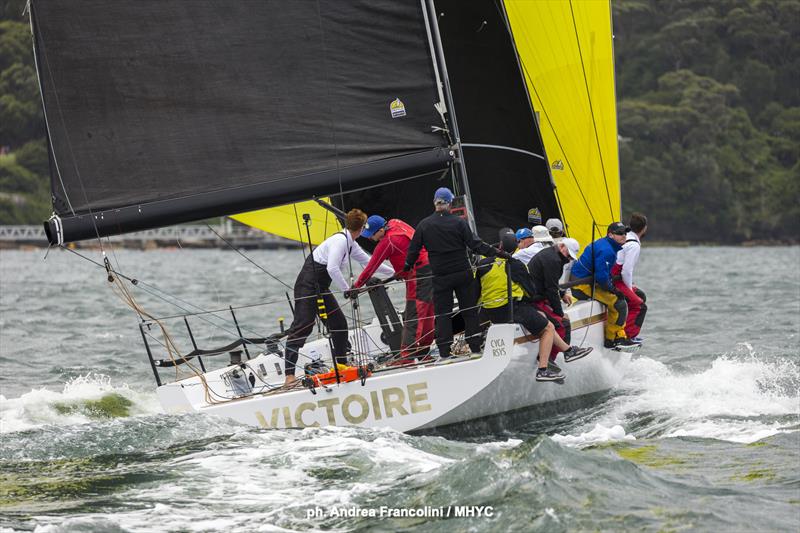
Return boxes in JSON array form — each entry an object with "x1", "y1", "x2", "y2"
[{"x1": 0, "y1": 373, "x2": 161, "y2": 435}]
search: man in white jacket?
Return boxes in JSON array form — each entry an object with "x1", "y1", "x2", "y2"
[
  {"x1": 612, "y1": 213, "x2": 648, "y2": 341},
  {"x1": 281, "y1": 209, "x2": 394, "y2": 385}
]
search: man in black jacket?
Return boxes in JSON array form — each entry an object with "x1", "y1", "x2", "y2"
[
  {"x1": 528, "y1": 239, "x2": 580, "y2": 362},
  {"x1": 404, "y1": 187, "x2": 507, "y2": 358}
]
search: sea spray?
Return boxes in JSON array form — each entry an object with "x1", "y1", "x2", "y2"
[{"x1": 554, "y1": 351, "x2": 800, "y2": 444}]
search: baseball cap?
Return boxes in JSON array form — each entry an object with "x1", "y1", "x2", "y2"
[
  {"x1": 532, "y1": 225, "x2": 554, "y2": 243},
  {"x1": 545, "y1": 218, "x2": 564, "y2": 234},
  {"x1": 515, "y1": 227, "x2": 533, "y2": 241},
  {"x1": 361, "y1": 215, "x2": 386, "y2": 238},
  {"x1": 501, "y1": 232, "x2": 518, "y2": 253},
  {"x1": 561, "y1": 237, "x2": 580, "y2": 260},
  {"x1": 607, "y1": 222, "x2": 629, "y2": 235},
  {"x1": 433, "y1": 187, "x2": 454, "y2": 204}
]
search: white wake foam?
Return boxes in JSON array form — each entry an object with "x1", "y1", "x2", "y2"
[
  {"x1": 0, "y1": 373, "x2": 161, "y2": 434},
  {"x1": 552, "y1": 424, "x2": 636, "y2": 448},
  {"x1": 608, "y1": 350, "x2": 799, "y2": 443},
  {"x1": 551, "y1": 346, "x2": 799, "y2": 445}
]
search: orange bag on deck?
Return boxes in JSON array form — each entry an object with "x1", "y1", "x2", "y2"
[{"x1": 310, "y1": 364, "x2": 371, "y2": 387}]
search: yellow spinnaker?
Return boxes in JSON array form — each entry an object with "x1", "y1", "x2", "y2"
[
  {"x1": 504, "y1": 0, "x2": 620, "y2": 247},
  {"x1": 231, "y1": 199, "x2": 341, "y2": 246}
]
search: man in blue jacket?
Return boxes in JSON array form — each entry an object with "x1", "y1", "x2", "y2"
[{"x1": 570, "y1": 222, "x2": 636, "y2": 349}]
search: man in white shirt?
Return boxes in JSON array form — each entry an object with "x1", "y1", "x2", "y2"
[
  {"x1": 612, "y1": 213, "x2": 648, "y2": 341},
  {"x1": 282, "y1": 209, "x2": 394, "y2": 385},
  {"x1": 512, "y1": 227, "x2": 544, "y2": 264}
]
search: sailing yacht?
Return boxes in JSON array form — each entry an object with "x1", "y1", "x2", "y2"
[{"x1": 30, "y1": 0, "x2": 631, "y2": 432}]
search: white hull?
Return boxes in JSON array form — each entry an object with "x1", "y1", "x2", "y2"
[{"x1": 157, "y1": 301, "x2": 630, "y2": 432}]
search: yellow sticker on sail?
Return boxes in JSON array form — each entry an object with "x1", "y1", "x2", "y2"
[{"x1": 390, "y1": 98, "x2": 406, "y2": 118}]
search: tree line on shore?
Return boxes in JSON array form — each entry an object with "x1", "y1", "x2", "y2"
[{"x1": 1, "y1": 0, "x2": 797, "y2": 242}]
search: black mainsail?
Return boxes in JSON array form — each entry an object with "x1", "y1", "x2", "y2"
[{"x1": 32, "y1": 0, "x2": 452, "y2": 244}]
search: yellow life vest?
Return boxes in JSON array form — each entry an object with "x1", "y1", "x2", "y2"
[{"x1": 479, "y1": 258, "x2": 525, "y2": 309}]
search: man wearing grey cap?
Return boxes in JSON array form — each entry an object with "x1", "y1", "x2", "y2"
[{"x1": 545, "y1": 218, "x2": 565, "y2": 240}]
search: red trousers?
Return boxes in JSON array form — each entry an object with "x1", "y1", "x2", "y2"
[
  {"x1": 534, "y1": 300, "x2": 570, "y2": 361},
  {"x1": 611, "y1": 264, "x2": 647, "y2": 338},
  {"x1": 400, "y1": 266, "x2": 435, "y2": 358}
]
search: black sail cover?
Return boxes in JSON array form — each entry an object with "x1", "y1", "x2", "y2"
[{"x1": 32, "y1": 0, "x2": 451, "y2": 244}]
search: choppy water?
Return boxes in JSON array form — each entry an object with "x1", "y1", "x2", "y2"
[{"x1": 1, "y1": 246, "x2": 798, "y2": 532}]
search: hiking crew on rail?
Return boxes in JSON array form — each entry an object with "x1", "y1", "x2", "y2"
[
  {"x1": 476, "y1": 231, "x2": 592, "y2": 381},
  {"x1": 277, "y1": 194, "x2": 646, "y2": 386},
  {"x1": 570, "y1": 222, "x2": 637, "y2": 349}
]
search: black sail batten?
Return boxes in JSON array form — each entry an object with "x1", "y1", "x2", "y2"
[
  {"x1": 44, "y1": 149, "x2": 452, "y2": 244},
  {"x1": 31, "y1": 0, "x2": 449, "y2": 244}
]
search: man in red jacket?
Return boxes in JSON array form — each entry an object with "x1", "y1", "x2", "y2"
[{"x1": 353, "y1": 215, "x2": 434, "y2": 363}]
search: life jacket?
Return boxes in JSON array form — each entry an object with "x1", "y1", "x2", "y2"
[{"x1": 479, "y1": 258, "x2": 524, "y2": 309}]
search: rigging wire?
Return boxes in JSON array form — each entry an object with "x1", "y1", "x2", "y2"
[
  {"x1": 60, "y1": 246, "x2": 272, "y2": 343},
  {"x1": 292, "y1": 204, "x2": 307, "y2": 259},
  {"x1": 314, "y1": 0, "x2": 369, "y2": 376},
  {"x1": 204, "y1": 223, "x2": 293, "y2": 290}
]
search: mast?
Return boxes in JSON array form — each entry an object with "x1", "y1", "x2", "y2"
[{"x1": 423, "y1": 0, "x2": 478, "y2": 233}]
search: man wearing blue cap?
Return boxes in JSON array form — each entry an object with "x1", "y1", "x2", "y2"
[
  {"x1": 404, "y1": 187, "x2": 509, "y2": 358},
  {"x1": 512, "y1": 227, "x2": 546, "y2": 264},
  {"x1": 353, "y1": 215, "x2": 434, "y2": 363}
]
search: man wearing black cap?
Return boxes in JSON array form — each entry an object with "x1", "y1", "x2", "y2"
[
  {"x1": 569, "y1": 222, "x2": 636, "y2": 349},
  {"x1": 404, "y1": 187, "x2": 508, "y2": 358}
]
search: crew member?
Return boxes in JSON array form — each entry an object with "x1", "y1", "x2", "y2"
[
  {"x1": 612, "y1": 213, "x2": 648, "y2": 341},
  {"x1": 532, "y1": 225, "x2": 555, "y2": 248},
  {"x1": 404, "y1": 187, "x2": 507, "y2": 359},
  {"x1": 354, "y1": 215, "x2": 434, "y2": 363},
  {"x1": 512, "y1": 227, "x2": 545, "y2": 264},
  {"x1": 282, "y1": 209, "x2": 394, "y2": 385},
  {"x1": 477, "y1": 233, "x2": 592, "y2": 382},
  {"x1": 545, "y1": 218, "x2": 565, "y2": 240},
  {"x1": 528, "y1": 238, "x2": 582, "y2": 360},
  {"x1": 570, "y1": 222, "x2": 637, "y2": 349}
]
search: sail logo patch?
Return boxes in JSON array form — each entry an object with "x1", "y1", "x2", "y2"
[
  {"x1": 551, "y1": 160, "x2": 564, "y2": 171},
  {"x1": 390, "y1": 98, "x2": 406, "y2": 118}
]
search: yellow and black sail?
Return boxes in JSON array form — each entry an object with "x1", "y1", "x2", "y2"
[
  {"x1": 504, "y1": 0, "x2": 621, "y2": 246},
  {"x1": 237, "y1": 0, "x2": 621, "y2": 246}
]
